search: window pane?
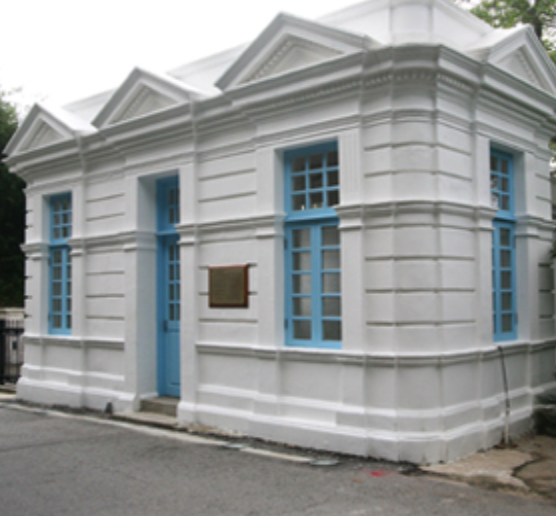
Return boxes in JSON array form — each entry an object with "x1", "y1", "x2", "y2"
[
  {"x1": 169, "y1": 264, "x2": 174, "y2": 280},
  {"x1": 176, "y1": 305, "x2": 180, "y2": 321},
  {"x1": 500, "y1": 228, "x2": 511, "y2": 246},
  {"x1": 501, "y1": 160, "x2": 508, "y2": 174},
  {"x1": 66, "y1": 315, "x2": 71, "y2": 329},
  {"x1": 322, "y1": 226, "x2": 339, "y2": 246},
  {"x1": 293, "y1": 274, "x2": 311, "y2": 294},
  {"x1": 53, "y1": 315, "x2": 61, "y2": 328},
  {"x1": 66, "y1": 298, "x2": 71, "y2": 311},
  {"x1": 294, "y1": 297, "x2": 311, "y2": 316},
  {"x1": 490, "y1": 175, "x2": 498, "y2": 190},
  {"x1": 292, "y1": 176, "x2": 305, "y2": 191},
  {"x1": 323, "y1": 297, "x2": 341, "y2": 316},
  {"x1": 53, "y1": 228, "x2": 60, "y2": 239},
  {"x1": 62, "y1": 213, "x2": 69, "y2": 224},
  {"x1": 53, "y1": 299, "x2": 61, "y2": 312},
  {"x1": 327, "y1": 170, "x2": 339, "y2": 187},
  {"x1": 323, "y1": 273, "x2": 341, "y2": 293},
  {"x1": 500, "y1": 196, "x2": 509, "y2": 211},
  {"x1": 327, "y1": 190, "x2": 339, "y2": 207},
  {"x1": 501, "y1": 271, "x2": 512, "y2": 289},
  {"x1": 500, "y1": 250, "x2": 511, "y2": 268},
  {"x1": 53, "y1": 251, "x2": 62, "y2": 263},
  {"x1": 490, "y1": 156, "x2": 498, "y2": 170},
  {"x1": 293, "y1": 251, "x2": 311, "y2": 271},
  {"x1": 294, "y1": 320, "x2": 311, "y2": 339},
  {"x1": 322, "y1": 249, "x2": 340, "y2": 269},
  {"x1": 309, "y1": 192, "x2": 323, "y2": 209},
  {"x1": 292, "y1": 194, "x2": 306, "y2": 210},
  {"x1": 169, "y1": 304, "x2": 175, "y2": 321},
  {"x1": 309, "y1": 154, "x2": 323, "y2": 170},
  {"x1": 169, "y1": 284, "x2": 175, "y2": 301},
  {"x1": 54, "y1": 214, "x2": 60, "y2": 225},
  {"x1": 501, "y1": 313, "x2": 513, "y2": 332},
  {"x1": 501, "y1": 177, "x2": 509, "y2": 192},
  {"x1": 323, "y1": 320, "x2": 342, "y2": 341},
  {"x1": 309, "y1": 173, "x2": 323, "y2": 189},
  {"x1": 53, "y1": 283, "x2": 61, "y2": 296},
  {"x1": 169, "y1": 245, "x2": 174, "y2": 261},
  {"x1": 293, "y1": 229, "x2": 310, "y2": 248},
  {"x1": 53, "y1": 268, "x2": 62, "y2": 280},
  {"x1": 292, "y1": 157, "x2": 305, "y2": 172},
  {"x1": 501, "y1": 292, "x2": 512, "y2": 311},
  {"x1": 491, "y1": 193, "x2": 499, "y2": 209},
  {"x1": 327, "y1": 151, "x2": 338, "y2": 167}
]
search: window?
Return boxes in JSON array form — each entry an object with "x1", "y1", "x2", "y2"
[
  {"x1": 284, "y1": 142, "x2": 341, "y2": 349},
  {"x1": 49, "y1": 193, "x2": 72, "y2": 334},
  {"x1": 490, "y1": 150, "x2": 516, "y2": 341}
]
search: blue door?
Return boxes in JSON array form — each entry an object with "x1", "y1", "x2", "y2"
[{"x1": 157, "y1": 177, "x2": 180, "y2": 397}]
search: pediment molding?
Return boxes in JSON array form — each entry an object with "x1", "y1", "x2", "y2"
[
  {"x1": 217, "y1": 12, "x2": 378, "y2": 90},
  {"x1": 4, "y1": 103, "x2": 94, "y2": 156},
  {"x1": 92, "y1": 68, "x2": 203, "y2": 128}
]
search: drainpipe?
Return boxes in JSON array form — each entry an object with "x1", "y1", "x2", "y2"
[{"x1": 498, "y1": 345, "x2": 511, "y2": 445}]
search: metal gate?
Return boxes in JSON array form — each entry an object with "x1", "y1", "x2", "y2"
[{"x1": 0, "y1": 318, "x2": 24, "y2": 385}]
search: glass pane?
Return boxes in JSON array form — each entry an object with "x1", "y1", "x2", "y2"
[
  {"x1": 501, "y1": 271, "x2": 512, "y2": 289},
  {"x1": 294, "y1": 320, "x2": 311, "y2": 339},
  {"x1": 169, "y1": 188, "x2": 175, "y2": 205},
  {"x1": 501, "y1": 177, "x2": 509, "y2": 192},
  {"x1": 53, "y1": 268, "x2": 62, "y2": 280},
  {"x1": 309, "y1": 192, "x2": 323, "y2": 209},
  {"x1": 54, "y1": 214, "x2": 60, "y2": 225},
  {"x1": 177, "y1": 286, "x2": 180, "y2": 301},
  {"x1": 327, "y1": 151, "x2": 338, "y2": 167},
  {"x1": 501, "y1": 159, "x2": 508, "y2": 174},
  {"x1": 322, "y1": 249, "x2": 340, "y2": 269},
  {"x1": 501, "y1": 313, "x2": 513, "y2": 332},
  {"x1": 491, "y1": 193, "x2": 499, "y2": 209},
  {"x1": 292, "y1": 176, "x2": 305, "y2": 191},
  {"x1": 293, "y1": 274, "x2": 311, "y2": 294},
  {"x1": 66, "y1": 315, "x2": 71, "y2": 329},
  {"x1": 169, "y1": 245, "x2": 174, "y2": 261},
  {"x1": 309, "y1": 173, "x2": 323, "y2": 189},
  {"x1": 62, "y1": 199, "x2": 69, "y2": 210},
  {"x1": 53, "y1": 299, "x2": 61, "y2": 312},
  {"x1": 53, "y1": 228, "x2": 60, "y2": 239},
  {"x1": 501, "y1": 292, "x2": 512, "y2": 311},
  {"x1": 322, "y1": 226, "x2": 339, "y2": 246},
  {"x1": 490, "y1": 156, "x2": 498, "y2": 171},
  {"x1": 292, "y1": 194, "x2": 306, "y2": 210},
  {"x1": 169, "y1": 264, "x2": 174, "y2": 281},
  {"x1": 323, "y1": 273, "x2": 341, "y2": 293},
  {"x1": 500, "y1": 228, "x2": 511, "y2": 246},
  {"x1": 327, "y1": 190, "x2": 339, "y2": 207},
  {"x1": 323, "y1": 297, "x2": 341, "y2": 316},
  {"x1": 53, "y1": 283, "x2": 61, "y2": 296},
  {"x1": 169, "y1": 208, "x2": 175, "y2": 223},
  {"x1": 327, "y1": 170, "x2": 339, "y2": 187},
  {"x1": 53, "y1": 251, "x2": 62, "y2": 263},
  {"x1": 293, "y1": 251, "x2": 311, "y2": 271},
  {"x1": 169, "y1": 284, "x2": 175, "y2": 301},
  {"x1": 53, "y1": 315, "x2": 61, "y2": 328},
  {"x1": 62, "y1": 213, "x2": 69, "y2": 224},
  {"x1": 293, "y1": 229, "x2": 310, "y2": 248},
  {"x1": 500, "y1": 196, "x2": 509, "y2": 211},
  {"x1": 176, "y1": 305, "x2": 180, "y2": 321},
  {"x1": 169, "y1": 304, "x2": 175, "y2": 321},
  {"x1": 66, "y1": 298, "x2": 71, "y2": 311},
  {"x1": 309, "y1": 154, "x2": 323, "y2": 170},
  {"x1": 500, "y1": 250, "x2": 511, "y2": 268},
  {"x1": 323, "y1": 320, "x2": 342, "y2": 341},
  {"x1": 293, "y1": 297, "x2": 311, "y2": 316},
  {"x1": 490, "y1": 175, "x2": 498, "y2": 190},
  {"x1": 176, "y1": 264, "x2": 180, "y2": 280},
  {"x1": 62, "y1": 227, "x2": 70, "y2": 238},
  {"x1": 292, "y1": 157, "x2": 305, "y2": 172}
]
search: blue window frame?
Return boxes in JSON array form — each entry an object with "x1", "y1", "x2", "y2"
[
  {"x1": 490, "y1": 150, "x2": 517, "y2": 341},
  {"x1": 49, "y1": 193, "x2": 72, "y2": 335},
  {"x1": 284, "y1": 142, "x2": 341, "y2": 349}
]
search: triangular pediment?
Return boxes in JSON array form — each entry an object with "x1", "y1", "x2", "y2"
[
  {"x1": 93, "y1": 68, "x2": 204, "y2": 128},
  {"x1": 469, "y1": 26, "x2": 556, "y2": 95},
  {"x1": 4, "y1": 103, "x2": 95, "y2": 156},
  {"x1": 217, "y1": 12, "x2": 379, "y2": 90}
]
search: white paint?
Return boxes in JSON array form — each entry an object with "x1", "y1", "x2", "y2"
[{"x1": 6, "y1": 0, "x2": 556, "y2": 464}]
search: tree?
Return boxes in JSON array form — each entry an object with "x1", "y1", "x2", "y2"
[
  {"x1": 470, "y1": 0, "x2": 556, "y2": 63},
  {"x1": 0, "y1": 89, "x2": 25, "y2": 307}
]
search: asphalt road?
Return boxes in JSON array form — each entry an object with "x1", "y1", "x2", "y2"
[{"x1": 0, "y1": 403, "x2": 555, "y2": 516}]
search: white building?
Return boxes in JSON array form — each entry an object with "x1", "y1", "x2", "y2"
[{"x1": 5, "y1": 0, "x2": 556, "y2": 464}]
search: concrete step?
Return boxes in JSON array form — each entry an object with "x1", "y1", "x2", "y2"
[{"x1": 140, "y1": 396, "x2": 179, "y2": 417}]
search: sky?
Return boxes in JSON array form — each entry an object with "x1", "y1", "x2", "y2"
[{"x1": 1, "y1": 0, "x2": 356, "y2": 112}]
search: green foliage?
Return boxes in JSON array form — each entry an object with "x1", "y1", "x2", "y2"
[
  {"x1": 471, "y1": 0, "x2": 556, "y2": 64},
  {"x1": 0, "y1": 89, "x2": 25, "y2": 307}
]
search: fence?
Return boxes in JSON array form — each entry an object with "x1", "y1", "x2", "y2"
[{"x1": 0, "y1": 316, "x2": 24, "y2": 385}]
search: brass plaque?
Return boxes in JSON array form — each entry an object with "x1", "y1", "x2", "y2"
[{"x1": 209, "y1": 265, "x2": 249, "y2": 308}]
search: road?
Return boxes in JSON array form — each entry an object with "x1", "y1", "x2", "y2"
[{"x1": 0, "y1": 403, "x2": 554, "y2": 516}]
